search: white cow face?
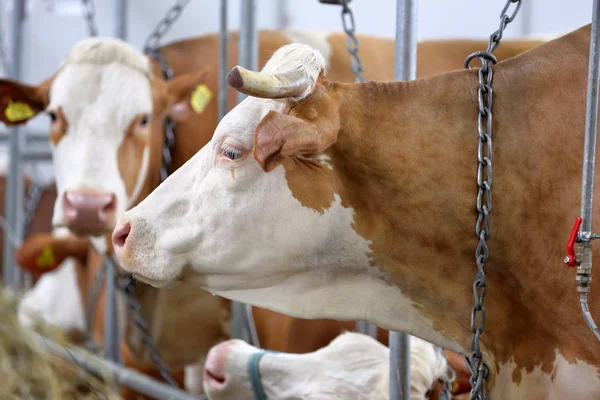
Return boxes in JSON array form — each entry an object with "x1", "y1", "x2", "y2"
[
  {"x1": 0, "y1": 38, "x2": 208, "y2": 241},
  {"x1": 48, "y1": 45, "x2": 153, "y2": 237},
  {"x1": 203, "y1": 333, "x2": 390, "y2": 400},
  {"x1": 113, "y1": 45, "x2": 376, "y2": 318}
]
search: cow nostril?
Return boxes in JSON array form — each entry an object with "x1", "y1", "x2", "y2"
[
  {"x1": 205, "y1": 367, "x2": 226, "y2": 385},
  {"x1": 112, "y1": 222, "x2": 131, "y2": 248},
  {"x1": 102, "y1": 194, "x2": 117, "y2": 214}
]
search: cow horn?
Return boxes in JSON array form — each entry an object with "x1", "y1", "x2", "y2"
[{"x1": 226, "y1": 66, "x2": 311, "y2": 100}]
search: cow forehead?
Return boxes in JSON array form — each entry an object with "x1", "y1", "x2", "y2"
[
  {"x1": 50, "y1": 63, "x2": 152, "y2": 135},
  {"x1": 215, "y1": 97, "x2": 284, "y2": 147}
]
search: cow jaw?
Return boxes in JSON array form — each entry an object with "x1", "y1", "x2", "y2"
[{"x1": 49, "y1": 61, "x2": 152, "y2": 236}]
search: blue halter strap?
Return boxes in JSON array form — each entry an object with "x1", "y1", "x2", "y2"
[{"x1": 248, "y1": 350, "x2": 278, "y2": 400}]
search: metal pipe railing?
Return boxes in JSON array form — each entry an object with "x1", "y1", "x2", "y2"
[
  {"x1": 34, "y1": 333, "x2": 205, "y2": 400},
  {"x1": 3, "y1": 0, "x2": 25, "y2": 288},
  {"x1": 218, "y1": 0, "x2": 229, "y2": 121},
  {"x1": 102, "y1": 0, "x2": 129, "y2": 366},
  {"x1": 390, "y1": 1, "x2": 418, "y2": 398},
  {"x1": 236, "y1": 0, "x2": 257, "y2": 104},
  {"x1": 577, "y1": 0, "x2": 600, "y2": 342},
  {"x1": 116, "y1": 0, "x2": 128, "y2": 41},
  {"x1": 230, "y1": 0, "x2": 258, "y2": 343}
]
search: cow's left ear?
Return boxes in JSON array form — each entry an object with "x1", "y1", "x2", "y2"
[
  {"x1": 0, "y1": 78, "x2": 51, "y2": 126},
  {"x1": 165, "y1": 69, "x2": 212, "y2": 122},
  {"x1": 254, "y1": 109, "x2": 340, "y2": 172}
]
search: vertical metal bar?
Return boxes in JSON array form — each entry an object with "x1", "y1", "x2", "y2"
[
  {"x1": 116, "y1": 0, "x2": 128, "y2": 41},
  {"x1": 275, "y1": 0, "x2": 289, "y2": 29},
  {"x1": 575, "y1": 0, "x2": 600, "y2": 343},
  {"x1": 230, "y1": 0, "x2": 258, "y2": 342},
  {"x1": 103, "y1": 258, "x2": 121, "y2": 363},
  {"x1": 518, "y1": 0, "x2": 533, "y2": 37},
  {"x1": 102, "y1": 1, "x2": 128, "y2": 367},
  {"x1": 581, "y1": 0, "x2": 600, "y2": 232},
  {"x1": 218, "y1": 0, "x2": 229, "y2": 121},
  {"x1": 3, "y1": 0, "x2": 25, "y2": 287},
  {"x1": 236, "y1": 0, "x2": 257, "y2": 103},
  {"x1": 390, "y1": 2, "x2": 417, "y2": 399}
]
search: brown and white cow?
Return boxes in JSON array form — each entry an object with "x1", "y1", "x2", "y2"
[
  {"x1": 1, "y1": 31, "x2": 543, "y2": 397},
  {"x1": 113, "y1": 25, "x2": 600, "y2": 398}
]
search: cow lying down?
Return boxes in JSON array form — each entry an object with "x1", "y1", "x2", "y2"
[{"x1": 202, "y1": 332, "x2": 458, "y2": 400}]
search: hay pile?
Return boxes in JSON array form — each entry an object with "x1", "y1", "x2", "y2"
[{"x1": 0, "y1": 285, "x2": 118, "y2": 399}]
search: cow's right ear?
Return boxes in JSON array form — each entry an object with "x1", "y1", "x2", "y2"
[{"x1": 0, "y1": 78, "x2": 50, "y2": 126}]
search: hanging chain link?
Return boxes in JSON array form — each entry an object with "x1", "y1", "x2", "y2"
[
  {"x1": 462, "y1": 1, "x2": 522, "y2": 399},
  {"x1": 21, "y1": 182, "x2": 43, "y2": 237},
  {"x1": 80, "y1": 0, "x2": 98, "y2": 37},
  {"x1": 143, "y1": 0, "x2": 191, "y2": 55},
  {"x1": 118, "y1": 275, "x2": 179, "y2": 388},
  {"x1": 319, "y1": 0, "x2": 364, "y2": 83},
  {"x1": 142, "y1": 0, "x2": 192, "y2": 180},
  {"x1": 83, "y1": 261, "x2": 107, "y2": 354}
]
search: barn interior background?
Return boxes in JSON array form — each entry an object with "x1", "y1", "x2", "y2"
[{"x1": 0, "y1": 1, "x2": 597, "y2": 399}]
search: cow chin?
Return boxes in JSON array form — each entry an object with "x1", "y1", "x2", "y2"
[{"x1": 132, "y1": 272, "x2": 179, "y2": 289}]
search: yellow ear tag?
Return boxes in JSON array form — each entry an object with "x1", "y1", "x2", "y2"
[
  {"x1": 35, "y1": 245, "x2": 56, "y2": 269},
  {"x1": 451, "y1": 379, "x2": 459, "y2": 393},
  {"x1": 190, "y1": 84, "x2": 212, "y2": 114},
  {"x1": 5, "y1": 100, "x2": 34, "y2": 122}
]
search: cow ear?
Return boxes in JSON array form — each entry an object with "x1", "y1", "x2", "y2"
[
  {"x1": 14, "y1": 234, "x2": 89, "y2": 275},
  {"x1": 165, "y1": 69, "x2": 213, "y2": 122},
  {"x1": 0, "y1": 78, "x2": 50, "y2": 126},
  {"x1": 253, "y1": 110, "x2": 339, "y2": 172}
]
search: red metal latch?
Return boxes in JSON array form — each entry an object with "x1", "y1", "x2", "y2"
[{"x1": 565, "y1": 217, "x2": 582, "y2": 267}]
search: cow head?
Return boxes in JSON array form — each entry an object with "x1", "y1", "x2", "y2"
[
  {"x1": 112, "y1": 44, "x2": 377, "y2": 312},
  {"x1": 203, "y1": 332, "x2": 390, "y2": 400},
  {"x1": 0, "y1": 37, "x2": 207, "y2": 239}
]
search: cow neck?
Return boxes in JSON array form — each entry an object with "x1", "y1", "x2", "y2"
[
  {"x1": 328, "y1": 74, "x2": 480, "y2": 354},
  {"x1": 327, "y1": 24, "x2": 600, "y2": 384}
]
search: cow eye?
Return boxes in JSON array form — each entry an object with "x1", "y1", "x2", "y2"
[
  {"x1": 139, "y1": 114, "x2": 150, "y2": 127},
  {"x1": 223, "y1": 146, "x2": 243, "y2": 160},
  {"x1": 47, "y1": 111, "x2": 57, "y2": 122}
]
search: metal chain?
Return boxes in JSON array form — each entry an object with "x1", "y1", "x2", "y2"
[
  {"x1": 319, "y1": 0, "x2": 364, "y2": 83},
  {"x1": 83, "y1": 261, "x2": 107, "y2": 354},
  {"x1": 80, "y1": 0, "x2": 98, "y2": 37},
  {"x1": 463, "y1": 1, "x2": 522, "y2": 399},
  {"x1": 0, "y1": 11, "x2": 11, "y2": 75},
  {"x1": 118, "y1": 275, "x2": 179, "y2": 388},
  {"x1": 437, "y1": 347, "x2": 456, "y2": 400},
  {"x1": 143, "y1": 0, "x2": 191, "y2": 55},
  {"x1": 21, "y1": 182, "x2": 43, "y2": 237}
]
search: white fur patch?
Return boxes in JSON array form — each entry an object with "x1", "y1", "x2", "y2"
[
  {"x1": 18, "y1": 258, "x2": 85, "y2": 333},
  {"x1": 261, "y1": 43, "x2": 326, "y2": 101},
  {"x1": 61, "y1": 37, "x2": 151, "y2": 77},
  {"x1": 493, "y1": 352, "x2": 600, "y2": 399}
]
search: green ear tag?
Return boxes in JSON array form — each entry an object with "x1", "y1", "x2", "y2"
[
  {"x1": 5, "y1": 100, "x2": 34, "y2": 122},
  {"x1": 190, "y1": 84, "x2": 212, "y2": 114}
]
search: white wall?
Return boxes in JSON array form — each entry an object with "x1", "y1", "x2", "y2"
[{"x1": 0, "y1": 0, "x2": 593, "y2": 180}]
